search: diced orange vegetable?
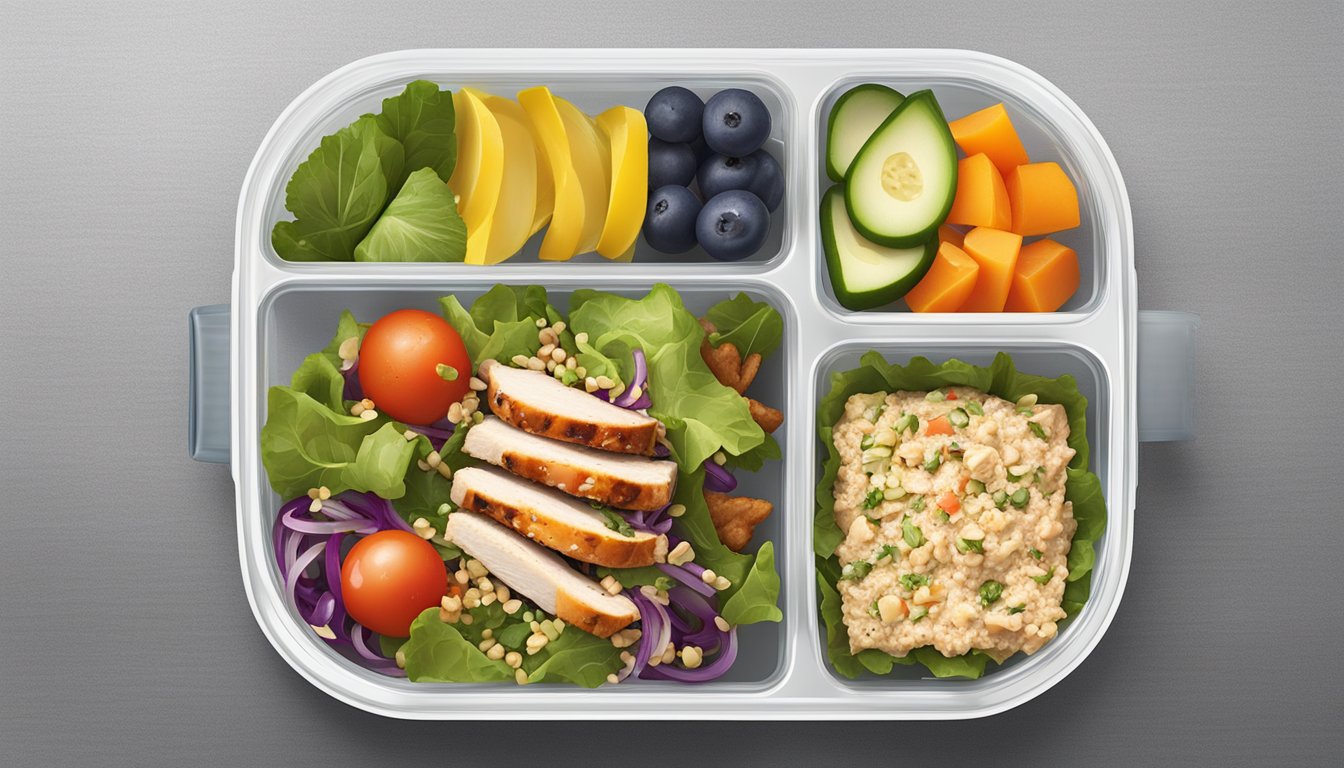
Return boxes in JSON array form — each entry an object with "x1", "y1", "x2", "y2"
[
  {"x1": 948, "y1": 103, "x2": 1029, "y2": 176},
  {"x1": 937, "y1": 492, "x2": 961, "y2": 516},
  {"x1": 946, "y1": 390, "x2": 958, "y2": 401},
  {"x1": 926, "y1": 415, "x2": 953, "y2": 436},
  {"x1": 1004, "y1": 239, "x2": 1081, "y2": 312},
  {"x1": 905, "y1": 242, "x2": 980, "y2": 313},
  {"x1": 938, "y1": 224, "x2": 965, "y2": 250},
  {"x1": 1006, "y1": 162, "x2": 1080, "y2": 236},
  {"x1": 956, "y1": 475, "x2": 970, "y2": 493},
  {"x1": 946, "y1": 153, "x2": 1011, "y2": 229},
  {"x1": 959, "y1": 227, "x2": 1024, "y2": 312}
]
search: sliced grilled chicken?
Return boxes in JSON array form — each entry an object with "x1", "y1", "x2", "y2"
[
  {"x1": 444, "y1": 511, "x2": 640, "y2": 638},
  {"x1": 478, "y1": 359, "x2": 661, "y2": 455},
  {"x1": 450, "y1": 466, "x2": 659, "y2": 568},
  {"x1": 464, "y1": 417, "x2": 677, "y2": 511}
]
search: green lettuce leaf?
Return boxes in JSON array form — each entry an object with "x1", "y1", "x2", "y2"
[
  {"x1": 288, "y1": 353, "x2": 346, "y2": 411},
  {"x1": 353, "y1": 167, "x2": 466, "y2": 262},
  {"x1": 814, "y1": 352, "x2": 1107, "y2": 680},
  {"x1": 340, "y1": 422, "x2": 417, "y2": 499},
  {"x1": 522, "y1": 628, "x2": 624, "y2": 688},
  {"x1": 371, "y1": 79, "x2": 457, "y2": 184},
  {"x1": 393, "y1": 423, "x2": 475, "y2": 533},
  {"x1": 272, "y1": 115, "x2": 404, "y2": 262},
  {"x1": 594, "y1": 565, "x2": 673, "y2": 591},
  {"x1": 319, "y1": 310, "x2": 369, "y2": 370},
  {"x1": 569, "y1": 284, "x2": 767, "y2": 471},
  {"x1": 704, "y1": 292, "x2": 784, "y2": 360},
  {"x1": 439, "y1": 285, "x2": 551, "y2": 365},
  {"x1": 401, "y1": 609, "x2": 514, "y2": 683},
  {"x1": 720, "y1": 540, "x2": 783, "y2": 625}
]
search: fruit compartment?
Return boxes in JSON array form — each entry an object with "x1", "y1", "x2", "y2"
[
  {"x1": 250, "y1": 278, "x2": 799, "y2": 690},
  {"x1": 806, "y1": 338, "x2": 1125, "y2": 698},
  {"x1": 813, "y1": 76, "x2": 1116, "y2": 319},
  {"x1": 257, "y1": 71, "x2": 795, "y2": 270}
]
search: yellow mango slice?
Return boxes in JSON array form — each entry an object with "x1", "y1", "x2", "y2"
[
  {"x1": 447, "y1": 90, "x2": 504, "y2": 264},
  {"x1": 554, "y1": 97, "x2": 611, "y2": 257},
  {"x1": 518, "y1": 86, "x2": 585, "y2": 261},
  {"x1": 468, "y1": 89, "x2": 539, "y2": 265},
  {"x1": 594, "y1": 106, "x2": 649, "y2": 260}
]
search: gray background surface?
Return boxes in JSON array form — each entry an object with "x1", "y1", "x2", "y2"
[{"x1": 2, "y1": 0, "x2": 1340, "y2": 765}]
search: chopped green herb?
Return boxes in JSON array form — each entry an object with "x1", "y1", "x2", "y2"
[
  {"x1": 935, "y1": 510, "x2": 950, "y2": 523},
  {"x1": 978, "y1": 580, "x2": 1004, "y2": 606},
  {"x1": 899, "y1": 572, "x2": 931, "y2": 591},
  {"x1": 902, "y1": 517, "x2": 925, "y2": 548},
  {"x1": 1010, "y1": 488, "x2": 1030, "y2": 508},
  {"x1": 868, "y1": 600, "x2": 881, "y2": 619},
  {"x1": 1008, "y1": 604, "x2": 1026, "y2": 615},
  {"x1": 925, "y1": 389, "x2": 946, "y2": 403},
  {"x1": 435, "y1": 363, "x2": 458, "y2": 382},
  {"x1": 1029, "y1": 547, "x2": 1043, "y2": 560},
  {"x1": 653, "y1": 576, "x2": 675, "y2": 591},
  {"x1": 862, "y1": 488, "x2": 884, "y2": 510},
  {"x1": 839, "y1": 561, "x2": 874, "y2": 582},
  {"x1": 860, "y1": 434, "x2": 875, "y2": 450},
  {"x1": 909, "y1": 606, "x2": 929, "y2": 622},
  {"x1": 1033, "y1": 466, "x2": 1046, "y2": 485},
  {"x1": 992, "y1": 490, "x2": 1009, "y2": 508},
  {"x1": 948, "y1": 408, "x2": 970, "y2": 428},
  {"x1": 1028, "y1": 422, "x2": 1049, "y2": 440},
  {"x1": 910, "y1": 495, "x2": 926, "y2": 512},
  {"x1": 966, "y1": 479, "x2": 986, "y2": 495},
  {"x1": 591, "y1": 503, "x2": 634, "y2": 537},
  {"x1": 1006, "y1": 470, "x2": 1024, "y2": 483},
  {"x1": 923, "y1": 452, "x2": 942, "y2": 473},
  {"x1": 874, "y1": 544, "x2": 901, "y2": 561},
  {"x1": 864, "y1": 514, "x2": 883, "y2": 527},
  {"x1": 1032, "y1": 568, "x2": 1055, "y2": 585},
  {"x1": 966, "y1": 401, "x2": 984, "y2": 417},
  {"x1": 1017, "y1": 405, "x2": 1035, "y2": 416},
  {"x1": 956, "y1": 537, "x2": 985, "y2": 554}
]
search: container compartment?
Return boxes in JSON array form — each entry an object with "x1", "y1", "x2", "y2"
[
  {"x1": 252, "y1": 279, "x2": 797, "y2": 688},
  {"x1": 809, "y1": 339, "x2": 1114, "y2": 689},
  {"x1": 814, "y1": 76, "x2": 1113, "y2": 317},
  {"x1": 261, "y1": 73, "x2": 794, "y2": 269}
]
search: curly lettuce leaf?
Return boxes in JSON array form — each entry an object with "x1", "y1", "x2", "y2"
[
  {"x1": 439, "y1": 285, "x2": 551, "y2": 366},
  {"x1": 815, "y1": 352, "x2": 1107, "y2": 679},
  {"x1": 570, "y1": 285, "x2": 766, "y2": 470},
  {"x1": 704, "y1": 292, "x2": 784, "y2": 360},
  {"x1": 371, "y1": 79, "x2": 457, "y2": 184},
  {"x1": 319, "y1": 310, "x2": 369, "y2": 370},
  {"x1": 353, "y1": 167, "x2": 466, "y2": 262},
  {"x1": 272, "y1": 115, "x2": 404, "y2": 262},
  {"x1": 393, "y1": 424, "x2": 475, "y2": 532},
  {"x1": 401, "y1": 609, "x2": 514, "y2": 683},
  {"x1": 522, "y1": 628, "x2": 624, "y2": 688},
  {"x1": 260, "y1": 386, "x2": 413, "y2": 499},
  {"x1": 289, "y1": 353, "x2": 346, "y2": 412},
  {"x1": 720, "y1": 540, "x2": 783, "y2": 625}
]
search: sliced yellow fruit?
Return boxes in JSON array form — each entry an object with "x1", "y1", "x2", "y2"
[
  {"x1": 553, "y1": 97, "x2": 611, "y2": 257},
  {"x1": 448, "y1": 89, "x2": 504, "y2": 264},
  {"x1": 468, "y1": 89, "x2": 539, "y2": 265},
  {"x1": 518, "y1": 86, "x2": 585, "y2": 261},
  {"x1": 594, "y1": 106, "x2": 649, "y2": 260}
]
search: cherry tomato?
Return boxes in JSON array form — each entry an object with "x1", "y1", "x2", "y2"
[
  {"x1": 340, "y1": 530, "x2": 448, "y2": 637},
  {"x1": 358, "y1": 308, "x2": 471, "y2": 425}
]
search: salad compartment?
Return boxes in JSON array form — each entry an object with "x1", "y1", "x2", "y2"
[{"x1": 221, "y1": 49, "x2": 1145, "y2": 719}]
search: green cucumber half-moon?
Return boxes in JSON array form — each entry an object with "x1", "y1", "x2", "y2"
[
  {"x1": 825, "y1": 83, "x2": 904, "y2": 182},
  {"x1": 843, "y1": 90, "x2": 957, "y2": 248},
  {"x1": 821, "y1": 185, "x2": 937, "y2": 311}
]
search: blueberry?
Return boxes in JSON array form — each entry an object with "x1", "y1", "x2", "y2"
[
  {"x1": 644, "y1": 185, "x2": 703, "y2": 254},
  {"x1": 645, "y1": 86, "x2": 704, "y2": 144},
  {"x1": 689, "y1": 134, "x2": 714, "y2": 164},
  {"x1": 697, "y1": 150, "x2": 785, "y2": 211},
  {"x1": 696, "y1": 190, "x2": 770, "y2": 261},
  {"x1": 648, "y1": 138, "x2": 697, "y2": 189},
  {"x1": 702, "y1": 88, "x2": 771, "y2": 157}
]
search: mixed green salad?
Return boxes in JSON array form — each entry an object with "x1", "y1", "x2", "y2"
[
  {"x1": 262, "y1": 283, "x2": 784, "y2": 685},
  {"x1": 814, "y1": 352, "x2": 1105, "y2": 679}
]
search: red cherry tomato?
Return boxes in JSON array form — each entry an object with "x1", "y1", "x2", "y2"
[
  {"x1": 340, "y1": 530, "x2": 448, "y2": 637},
  {"x1": 358, "y1": 308, "x2": 471, "y2": 425}
]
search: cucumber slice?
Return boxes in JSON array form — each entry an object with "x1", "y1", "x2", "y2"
[
  {"x1": 844, "y1": 90, "x2": 957, "y2": 248},
  {"x1": 821, "y1": 186, "x2": 936, "y2": 310},
  {"x1": 825, "y1": 84, "x2": 904, "y2": 182}
]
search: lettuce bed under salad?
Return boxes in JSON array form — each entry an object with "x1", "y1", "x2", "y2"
[
  {"x1": 814, "y1": 352, "x2": 1106, "y2": 679},
  {"x1": 261, "y1": 284, "x2": 783, "y2": 686}
]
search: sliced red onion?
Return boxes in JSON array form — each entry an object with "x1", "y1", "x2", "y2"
[
  {"x1": 281, "y1": 509, "x2": 377, "y2": 536},
  {"x1": 340, "y1": 358, "x2": 363, "y2": 401},
  {"x1": 657, "y1": 563, "x2": 717, "y2": 598},
  {"x1": 284, "y1": 541, "x2": 326, "y2": 610},
  {"x1": 703, "y1": 460, "x2": 737, "y2": 493},
  {"x1": 613, "y1": 349, "x2": 649, "y2": 408},
  {"x1": 324, "y1": 533, "x2": 344, "y2": 606},
  {"x1": 309, "y1": 591, "x2": 336, "y2": 628},
  {"x1": 639, "y1": 628, "x2": 738, "y2": 683},
  {"x1": 653, "y1": 443, "x2": 670, "y2": 458},
  {"x1": 627, "y1": 589, "x2": 669, "y2": 681}
]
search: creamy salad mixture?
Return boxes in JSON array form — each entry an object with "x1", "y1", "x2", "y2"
[{"x1": 832, "y1": 386, "x2": 1076, "y2": 661}]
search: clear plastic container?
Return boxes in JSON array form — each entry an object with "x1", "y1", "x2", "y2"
[{"x1": 191, "y1": 49, "x2": 1198, "y2": 719}]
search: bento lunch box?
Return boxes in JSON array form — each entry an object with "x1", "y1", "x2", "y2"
[{"x1": 188, "y1": 49, "x2": 1198, "y2": 719}]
